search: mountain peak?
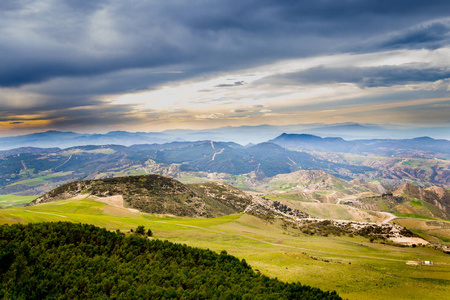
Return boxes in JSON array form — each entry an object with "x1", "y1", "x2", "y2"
[{"x1": 412, "y1": 136, "x2": 434, "y2": 141}]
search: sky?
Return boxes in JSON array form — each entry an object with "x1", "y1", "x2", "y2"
[{"x1": 1, "y1": 0, "x2": 450, "y2": 136}]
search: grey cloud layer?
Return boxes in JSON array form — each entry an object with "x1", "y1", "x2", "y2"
[
  {"x1": 270, "y1": 64, "x2": 450, "y2": 88},
  {"x1": 2, "y1": 0, "x2": 450, "y2": 88}
]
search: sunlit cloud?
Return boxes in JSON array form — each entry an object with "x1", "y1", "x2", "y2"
[{"x1": 102, "y1": 47, "x2": 450, "y2": 129}]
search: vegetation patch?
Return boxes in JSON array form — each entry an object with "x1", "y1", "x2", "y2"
[
  {"x1": 395, "y1": 213, "x2": 436, "y2": 220},
  {"x1": 0, "y1": 222, "x2": 341, "y2": 299},
  {"x1": 264, "y1": 193, "x2": 309, "y2": 202},
  {"x1": 410, "y1": 200, "x2": 423, "y2": 207},
  {"x1": 285, "y1": 219, "x2": 418, "y2": 243},
  {"x1": 370, "y1": 178, "x2": 383, "y2": 182}
]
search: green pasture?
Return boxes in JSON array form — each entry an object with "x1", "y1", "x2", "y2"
[
  {"x1": 0, "y1": 198, "x2": 449, "y2": 300},
  {"x1": 395, "y1": 213, "x2": 437, "y2": 220},
  {"x1": 0, "y1": 194, "x2": 37, "y2": 207}
]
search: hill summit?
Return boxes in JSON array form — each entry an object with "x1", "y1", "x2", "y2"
[{"x1": 30, "y1": 174, "x2": 252, "y2": 218}]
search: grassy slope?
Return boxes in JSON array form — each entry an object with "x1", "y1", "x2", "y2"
[
  {"x1": 0, "y1": 194, "x2": 37, "y2": 207},
  {"x1": 0, "y1": 199, "x2": 449, "y2": 300},
  {"x1": 395, "y1": 218, "x2": 450, "y2": 245}
]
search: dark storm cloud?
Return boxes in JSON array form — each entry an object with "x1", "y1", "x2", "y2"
[
  {"x1": 24, "y1": 69, "x2": 188, "y2": 98},
  {"x1": 381, "y1": 22, "x2": 450, "y2": 49},
  {"x1": 2, "y1": 0, "x2": 450, "y2": 88},
  {"x1": 2, "y1": 0, "x2": 450, "y2": 132},
  {"x1": 350, "y1": 20, "x2": 450, "y2": 52},
  {"x1": 268, "y1": 64, "x2": 450, "y2": 88}
]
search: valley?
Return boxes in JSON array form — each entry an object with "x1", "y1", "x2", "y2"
[{"x1": 1, "y1": 134, "x2": 449, "y2": 299}]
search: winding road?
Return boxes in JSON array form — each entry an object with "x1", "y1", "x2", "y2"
[{"x1": 381, "y1": 212, "x2": 397, "y2": 224}]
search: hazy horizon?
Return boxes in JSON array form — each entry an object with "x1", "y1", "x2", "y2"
[{"x1": 1, "y1": 122, "x2": 450, "y2": 149}]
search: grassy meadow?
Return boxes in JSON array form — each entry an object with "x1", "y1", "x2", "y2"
[
  {"x1": 0, "y1": 194, "x2": 37, "y2": 207},
  {"x1": 0, "y1": 198, "x2": 449, "y2": 300}
]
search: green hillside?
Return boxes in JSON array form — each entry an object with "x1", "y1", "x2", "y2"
[{"x1": 0, "y1": 198, "x2": 449, "y2": 300}]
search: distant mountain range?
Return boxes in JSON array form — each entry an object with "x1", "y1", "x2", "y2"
[
  {"x1": 161, "y1": 123, "x2": 450, "y2": 143},
  {"x1": 1, "y1": 122, "x2": 450, "y2": 150},
  {"x1": 0, "y1": 130, "x2": 170, "y2": 150},
  {"x1": 0, "y1": 141, "x2": 377, "y2": 196},
  {"x1": 270, "y1": 133, "x2": 450, "y2": 159},
  {"x1": 1, "y1": 134, "x2": 449, "y2": 197}
]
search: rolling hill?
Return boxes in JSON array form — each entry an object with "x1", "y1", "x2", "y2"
[{"x1": 30, "y1": 174, "x2": 252, "y2": 218}]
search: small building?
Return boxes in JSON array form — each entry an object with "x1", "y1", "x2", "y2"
[{"x1": 422, "y1": 261, "x2": 433, "y2": 265}]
